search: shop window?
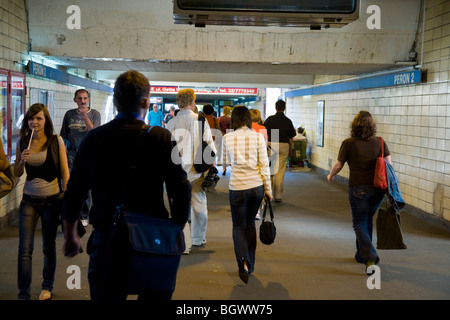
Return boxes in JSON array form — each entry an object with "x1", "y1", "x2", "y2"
[{"x1": 0, "y1": 68, "x2": 26, "y2": 161}]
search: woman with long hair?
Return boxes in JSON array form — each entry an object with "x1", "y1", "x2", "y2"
[
  {"x1": 327, "y1": 111, "x2": 391, "y2": 274},
  {"x1": 14, "y1": 103, "x2": 70, "y2": 300},
  {"x1": 222, "y1": 105, "x2": 272, "y2": 283}
]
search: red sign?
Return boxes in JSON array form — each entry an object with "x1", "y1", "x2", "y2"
[
  {"x1": 151, "y1": 86, "x2": 178, "y2": 93},
  {"x1": 150, "y1": 86, "x2": 257, "y2": 95},
  {"x1": 217, "y1": 88, "x2": 258, "y2": 95},
  {"x1": 1, "y1": 81, "x2": 24, "y2": 88}
]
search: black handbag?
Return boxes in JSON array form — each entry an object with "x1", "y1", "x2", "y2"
[
  {"x1": 194, "y1": 113, "x2": 216, "y2": 173},
  {"x1": 110, "y1": 210, "x2": 185, "y2": 294},
  {"x1": 376, "y1": 205, "x2": 407, "y2": 250},
  {"x1": 259, "y1": 198, "x2": 276, "y2": 245}
]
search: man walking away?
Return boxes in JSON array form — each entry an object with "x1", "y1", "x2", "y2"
[
  {"x1": 62, "y1": 70, "x2": 191, "y2": 300},
  {"x1": 263, "y1": 100, "x2": 296, "y2": 202}
]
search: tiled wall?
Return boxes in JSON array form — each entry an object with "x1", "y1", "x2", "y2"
[
  {"x1": 285, "y1": 0, "x2": 450, "y2": 227},
  {"x1": 0, "y1": 0, "x2": 28, "y2": 70}
]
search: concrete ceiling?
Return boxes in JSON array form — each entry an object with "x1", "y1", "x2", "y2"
[
  {"x1": 26, "y1": 0, "x2": 422, "y2": 93},
  {"x1": 45, "y1": 56, "x2": 402, "y2": 90}
]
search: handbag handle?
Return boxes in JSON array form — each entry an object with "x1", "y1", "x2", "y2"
[
  {"x1": 378, "y1": 137, "x2": 384, "y2": 157},
  {"x1": 262, "y1": 197, "x2": 274, "y2": 222}
]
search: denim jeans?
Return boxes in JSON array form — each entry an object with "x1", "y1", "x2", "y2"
[
  {"x1": 229, "y1": 185, "x2": 264, "y2": 273},
  {"x1": 18, "y1": 194, "x2": 60, "y2": 300},
  {"x1": 348, "y1": 185, "x2": 385, "y2": 264}
]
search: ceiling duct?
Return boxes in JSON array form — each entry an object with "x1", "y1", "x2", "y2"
[{"x1": 173, "y1": 0, "x2": 360, "y2": 28}]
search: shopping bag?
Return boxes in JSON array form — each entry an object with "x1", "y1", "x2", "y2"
[{"x1": 376, "y1": 205, "x2": 407, "y2": 249}]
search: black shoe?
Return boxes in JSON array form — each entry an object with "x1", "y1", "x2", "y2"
[
  {"x1": 238, "y1": 268, "x2": 249, "y2": 284},
  {"x1": 238, "y1": 258, "x2": 249, "y2": 284}
]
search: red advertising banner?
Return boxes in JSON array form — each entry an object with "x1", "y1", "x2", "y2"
[
  {"x1": 216, "y1": 88, "x2": 258, "y2": 95},
  {"x1": 1, "y1": 81, "x2": 24, "y2": 88},
  {"x1": 150, "y1": 86, "x2": 257, "y2": 95},
  {"x1": 151, "y1": 86, "x2": 178, "y2": 93}
]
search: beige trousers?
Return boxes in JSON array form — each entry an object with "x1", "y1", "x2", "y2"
[{"x1": 269, "y1": 142, "x2": 290, "y2": 200}]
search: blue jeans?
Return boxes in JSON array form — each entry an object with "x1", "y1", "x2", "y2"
[
  {"x1": 348, "y1": 185, "x2": 385, "y2": 264},
  {"x1": 229, "y1": 185, "x2": 264, "y2": 273},
  {"x1": 18, "y1": 194, "x2": 60, "y2": 300}
]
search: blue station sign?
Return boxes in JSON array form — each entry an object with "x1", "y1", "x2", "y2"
[{"x1": 286, "y1": 69, "x2": 422, "y2": 97}]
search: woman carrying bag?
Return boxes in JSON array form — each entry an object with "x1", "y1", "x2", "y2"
[
  {"x1": 222, "y1": 106, "x2": 273, "y2": 284},
  {"x1": 327, "y1": 111, "x2": 391, "y2": 275}
]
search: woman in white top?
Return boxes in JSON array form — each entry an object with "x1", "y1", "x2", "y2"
[
  {"x1": 14, "y1": 103, "x2": 70, "y2": 300},
  {"x1": 222, "y1": 105, "x2": 273, "y2": 284}
]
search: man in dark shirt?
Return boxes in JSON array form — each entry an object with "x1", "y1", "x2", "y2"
[
  {"x1": 264, "y1": 100, "x2": 296, "y2": 202},
  {"x1": 62, "y1": 70, "x2": 191, "y2": 300}
]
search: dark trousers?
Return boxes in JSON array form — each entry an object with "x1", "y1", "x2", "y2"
[
  {"x1": 229, "y1": 185, "x2": 264, "y2": 273},
  {"x1": 18, "y1": 194, "x2": 60, "y2": 299},
  {"x1": 348, "y1": 185, "x2": 385, "y2": 264}
]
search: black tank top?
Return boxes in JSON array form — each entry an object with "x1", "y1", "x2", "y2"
[{"x1": 21, "y1": 135, "x2": 59, "y2": 182}]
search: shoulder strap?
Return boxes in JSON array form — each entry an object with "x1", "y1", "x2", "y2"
[
  {"x1": 113, "y1": 124, "x2": 154, "y2": 222},
  {"x1": 141, "y1": 124, "x2": 153, "y2": 133},
  {"x1": 198, "y1": 113, "x2": 206, "y2": 134},
  {"x1": 379, "y1": 137, "x2": 384, "y2": 157}
]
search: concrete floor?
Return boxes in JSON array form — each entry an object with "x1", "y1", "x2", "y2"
[{"x1": 0, "y1": 167, "x2": 449, "y2": 301}]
